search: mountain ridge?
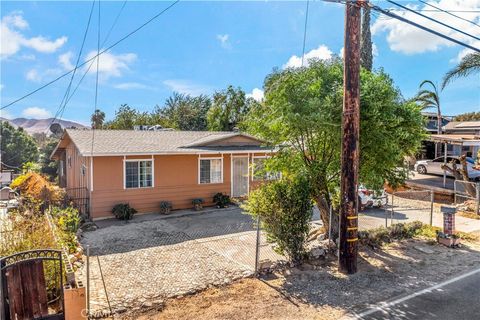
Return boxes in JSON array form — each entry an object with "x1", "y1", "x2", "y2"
[{"x1": 0, "y1": 117, "x2": 87, "y2": 135}]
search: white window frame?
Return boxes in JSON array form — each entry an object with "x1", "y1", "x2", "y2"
[
  {"x1": 123, "y1": 158, "x2": 154, "y2": 189},
  {"x1": 198, "y1": 157, "x2": 223, "y2": 184}
]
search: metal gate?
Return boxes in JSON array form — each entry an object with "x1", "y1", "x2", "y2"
[{"x1": 1, "y1": 249, "x2": 65, "y2": 320}]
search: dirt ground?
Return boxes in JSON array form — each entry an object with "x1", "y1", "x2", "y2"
[{"x1": 117, "y1": 237, "x2": 480, "y2": 320}]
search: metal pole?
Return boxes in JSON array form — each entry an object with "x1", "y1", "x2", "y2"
[
  {"x1": 390, "y1": 193, "x2": 395, "y2": 226},
  {"x1": 254, "y1": 215, "x2": 261, "y2": 275},
  {"x1": 86, "y1": 245, "x2": 90, "y2": 319},
  {"x1": 430, "y1": 191, "x2": 434, "y2": 226},
  {"x1": 339, "y1": 0, "x2": 362, "y2": 275},
  {"x1": 476, "y1": 183, "x2": 480, "y2": 216},
  {"x1": 328, "y1": 204, "x2": 333, "y2": 249},
  {"x1": 454, "y1": 181, "x2": 457, "y2": 205},
  {"x1": 443, "y1": 142, "x2": 447, "y2": 188}
]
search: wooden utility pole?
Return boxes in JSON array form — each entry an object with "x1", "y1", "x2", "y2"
[{"x1": 339, "y1": 0, "x2": 362, "y2": 274}]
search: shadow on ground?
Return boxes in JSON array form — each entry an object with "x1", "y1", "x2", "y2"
[{"x1": 264, "y1": 239, "x2": 480, "y2": 318}]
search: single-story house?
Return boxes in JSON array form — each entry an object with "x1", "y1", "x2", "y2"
[{"x1": 51, "y1": 129, "x2": 275, "y2": 220}]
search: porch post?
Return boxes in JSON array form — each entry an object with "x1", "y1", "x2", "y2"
[{"x1": 443, "y1": 142, "x2": 447, "y2": 188}]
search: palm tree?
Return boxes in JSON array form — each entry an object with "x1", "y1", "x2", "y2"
[
  {"x1": 415, "y1": 80, "x2": 442, "y2": 157},
  {"x1": 442, "y1": 52, "x2": 480, "y2": 89},
  {"x1": 91, "y1": 109, "x2": 105, "y2": 129}
]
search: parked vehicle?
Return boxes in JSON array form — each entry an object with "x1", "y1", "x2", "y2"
[
  {"x1": 414, "y1": 156, "x2": 480, "y2": 181},
  {"x1": 358, "y1": 185, "x2": 388, "y2": 211}
]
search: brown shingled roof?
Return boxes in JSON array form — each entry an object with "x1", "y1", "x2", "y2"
[{"x1": 58, "y1": 129, "x2": 269, "y2": 156}]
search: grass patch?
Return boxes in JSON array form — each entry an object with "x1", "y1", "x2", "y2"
[
  {"x1": 359, "y1": 221, "x2": 478, "y2": 248},
  {"x1": 458, "y1": 211, "x2": 480, "y2": 220}
]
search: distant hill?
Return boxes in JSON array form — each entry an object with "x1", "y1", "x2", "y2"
[{"x1": 0, "y1": 117, "x2": 87, "y2": 135}]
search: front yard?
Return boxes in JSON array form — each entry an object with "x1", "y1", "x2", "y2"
[{"x1": 118, "y1": 238, "x2": 480, "y2": 320}]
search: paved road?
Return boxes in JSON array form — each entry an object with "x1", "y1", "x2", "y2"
[{"x1": 355, "y1": 268, "x2": 480, "y2": 320}]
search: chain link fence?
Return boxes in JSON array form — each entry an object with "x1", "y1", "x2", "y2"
[{"x1": 454, "y1": 180, "x2": 480, "y2": 215}]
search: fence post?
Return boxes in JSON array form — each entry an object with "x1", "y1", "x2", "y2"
[
  {"x1": 254, "y1": 215, "x2": 261, "y2": 275},
  {"x1": 430, "y1": 191, "x2": 434, "y2": 226},
  {"x1": 390, "y1": 193, "x2": 395, "y2": 226},
  {"x1": 86, "y1": 245, "x2": 90, "y2": 319},
  {"x1": 328, "y1": 204, "x2": 333, "y2": 248},
  {"x1": 454, "y1": 181, "x2": 457, "y2": 205},
  {"x1": 476, "y1": 183, "x2": 480, "y2": 216}
]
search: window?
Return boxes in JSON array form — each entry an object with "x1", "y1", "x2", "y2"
[
  {"x1": 252, "y1": 157, "x2": 280, "y2": 181},
  {"x1": 199, "y1": 158, "x2": 222, "y2": 184},
  {"x1": 81, "y1": 164, "x2": 86, "y2": 176},
  {"x1": 125, "y1": 160, "x2": 153, "y2": 188}
]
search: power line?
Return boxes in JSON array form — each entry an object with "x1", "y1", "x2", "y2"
[
  {"x1": 369, "y1": 3, "x2": 480, "y2": 53},
  {"x1": 63, "y1": 0, "x2": 128, "y2": 110},
  {"x1": 48, "y1": 0, "x2": 96, "y2": 132},
  {"x1": 301, "y1": 0, "x2": 310, "y2": 67},
  {"x1": 1, "y1": 0, "x2": 180, "y2": 111},
  {"x1": 386, "y1": 0, "x2": 480, "y2": 43},
  {"x1": 417, "y1": 0, "x2": 480, "y2": 28}
]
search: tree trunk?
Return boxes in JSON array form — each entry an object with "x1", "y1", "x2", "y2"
[
  {"x1": 442, "y1": 155, "x2": 476, "y2": 197},
  {"x1": 315, "y1": 195, "x2": 339, "y2": 241},
  {"x1": 360, "y1": 6, "x2": 373, "y2": 71}
]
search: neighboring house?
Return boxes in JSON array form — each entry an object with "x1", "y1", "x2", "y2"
[
  {"x1": 442, "y1": 121, "x2": 480, "y2": 157},
  {"x1": 419, "y1": 112, "x2": 453, "y2": 159},
  {"x1": 51, "y1": 129, "x2": 275, "y2": 220}
]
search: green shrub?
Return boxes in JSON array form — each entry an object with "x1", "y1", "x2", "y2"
[
  {"x1": 243, "y1": 175, "x2": 313, "y2": 263},
  {"x1": 213, "y1": 193, "x2": 230, "y2": 208},
  {"x1": 359, "y1": 221, "x2": 428, "y2": 247},
  {"x1": 52, "y1": 207, "x2": 80, "y2": 232},
  {"x1": 112, "y1": 203, "x2": 137, "y2": 221}
]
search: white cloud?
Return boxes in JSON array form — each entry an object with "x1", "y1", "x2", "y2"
[
  {"x1": 216, "y1": 34, "x2": 231, "y2": 49},
  {"x1": 283, "y1": 45, "x2": 333, "y2": 69},
  {"x1": 84, "y1": 51, "x2": 137, "y2": 79},
  {"x1": 22, "y1": 107, "x2": 51, "y2": 119},
  {"x1": 372, "y1": 0, "x2": 480, "y2": 55},
  {"x1": 58, "y1": 51, "x2": 74, "y2": 70},
  {"x1": 1, "y1": 12, "x2": 67, "y2": 59},
  {"x1": 163, "y1": 79, "x2": 213, "y2": 96},
  {"x1": 113, "y1": 82, "x2": 152, "y2": 90},
  {"x1": 246, "y1": 88, "x2": 264, "y2": 101},
  {"x1": 26, "y1": 69, "x2": 41, "y2": 82}
]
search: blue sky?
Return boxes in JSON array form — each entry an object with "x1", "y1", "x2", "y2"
[{"x1": 1, "y1": 0, "x2": 479, "y2": 125}]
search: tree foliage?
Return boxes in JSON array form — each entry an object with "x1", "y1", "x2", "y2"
[
  {"x1": 104, "y1": 104, "x2": 156, "y2": 129},
  {"x1": 243, "y1": 175, "x2": 313, "y2": 263},
  {"x1": 361, "y1": 6, "x2": 373, "y2": 71},
  {"x1": 245, "y1": 59, "x2": 425, "y2": 236},
  {"x1": 155, "y1": 92, "x2": 211, "y2": 130},
  {"x1": 207, "y1": 85, "x2": 253, "y2": 131},
  {"x1": 0, "y1": 121, "x2": 39, "y2": 171},
  {"x1": 38, "y1": 137, "x2": 59, "y2": 181},
  {"x1": 442, "y1": 52, "x2": 480, "y2": 89},
  {"x1": 454, "y1": 111, "x2": 480, "y2": 121},
  {"x1": 91, "y1": 109, "x2": 106, "y2": 129}
]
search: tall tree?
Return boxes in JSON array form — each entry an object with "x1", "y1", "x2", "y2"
[
  {"x1": 155, "y1": 92, "x2": 211, "y2": 130},
  {"x1": 38, "y1": 137, "x2": 59, "y2": 181},
  {"x1": 104, "y1": 104, "x2": 155, "y2": 129},
  {"x1": 245, "y1": 59, "x2": 425, "y2": 237},
  {"x1": 207, "y1": 86, "x2": 253, "y2": 131},
  {"x1": 442, "y1": 52, "x2": 480, "y2": 89},
  {"x1": 415, "y1": 80, "x2": 442, "y2": 157},
  {"x1": 454, "y1": 111, "x2": 480, "y2": 121},
  {"x1": 0, "y1": 121, "x2": 39, "y2": 171},
  {"x1": 360, "y1": 6, "x2": 373, "y2": 71},
  {"x1": 91, "y1": 109, "x2": 106, "y2": 129}
]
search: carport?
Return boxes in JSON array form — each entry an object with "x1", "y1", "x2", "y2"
[{"x1": 430, "y1": 134, "x2": 480, "y2": 187}]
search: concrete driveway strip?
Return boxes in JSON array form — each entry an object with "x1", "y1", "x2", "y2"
[{"x1": 351, "y1": 267, "x2": 480, "y2": 320}]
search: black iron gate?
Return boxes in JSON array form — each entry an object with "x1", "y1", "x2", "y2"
[{"x1": 1, "y1": 249, "x2": 65, "y2": 320}]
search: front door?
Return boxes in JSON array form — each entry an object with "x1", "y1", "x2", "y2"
[{"x1": 232, "y1": 157, "x2": 249, "y2": 197}]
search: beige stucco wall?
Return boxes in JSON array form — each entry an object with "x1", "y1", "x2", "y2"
[{"x1": 88, "y1": 153, "x2": 270, "y2": 219}]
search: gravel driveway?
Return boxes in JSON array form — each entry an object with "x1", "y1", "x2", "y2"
[{"x1": 80, "y1": 207, "x2": 284, "y2": 317}]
